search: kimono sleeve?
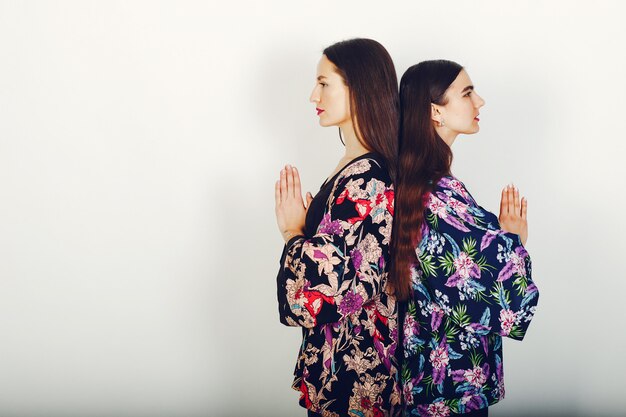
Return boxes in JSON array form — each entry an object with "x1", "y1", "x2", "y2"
[
  {"x1": 276, "y1": 159, "x2": 394, "y2": 328},
  {"x1": 415, "y1": 179, "x2": 539, "y2": 340}
]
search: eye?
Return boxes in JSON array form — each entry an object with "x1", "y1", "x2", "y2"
[
  {"x1": 319, "y1": 82, "x2": 327, "y2": 87},
  {"x1": 464, "y1": 91, "x2": 472, "y2": 97}
]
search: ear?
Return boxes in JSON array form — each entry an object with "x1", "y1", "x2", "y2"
[{"x1": 431, "y1": 104, "x2": 442, "y2": 124}]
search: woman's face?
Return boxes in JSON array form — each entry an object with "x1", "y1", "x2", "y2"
[
  {"x1": 309, "y1": 55, "x2": 352, "y2": 128},
  {"x1": 433, "y1": 69, "x2": 485, "y2": 136}
]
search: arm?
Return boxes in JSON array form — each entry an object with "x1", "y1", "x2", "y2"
[
  {"x1": 276, "y1": 159, "x2": 394, "y2": 328},
  {"x1": 415, "y1": 177, "x2": 539, "y2": 340}
]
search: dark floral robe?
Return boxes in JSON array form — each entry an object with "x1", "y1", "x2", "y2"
[
  {"x1": 277, "y1": 154, "x2": 402, "y2": 417},
  {"x1": 401, "y1": 176, "x2": 539, "y2": 416}
]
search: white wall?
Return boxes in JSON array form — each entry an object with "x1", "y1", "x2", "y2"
[{"x1": 0, "y1": 1, "x2": 624, "y2": 416}]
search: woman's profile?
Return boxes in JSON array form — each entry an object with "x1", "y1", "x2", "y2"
[
  {"x1": 274, "y1": 38, "x2": 402, "y2": 416},
  {"x1": 389, "y1": 60, "x2": 540, "y2": 416}
]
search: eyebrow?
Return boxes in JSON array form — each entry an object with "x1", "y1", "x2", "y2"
[
  {"x1": 317, "y1": 75, "x2": 328, "y2": 81},
  {"x1": 461, "y1": 85, "x2": 474, "y2": 93}
]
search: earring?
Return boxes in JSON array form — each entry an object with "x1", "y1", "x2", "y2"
[{"x1": 439, "y1": 119, "x2": 445, "y2": 127}]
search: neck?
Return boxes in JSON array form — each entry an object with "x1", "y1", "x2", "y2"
[
  {"x1": 435, "y1": 126, "x2": 458, "y2": 147},
  {"x1": 340, "y1": 122, "x2": 370, "y2": 159}
]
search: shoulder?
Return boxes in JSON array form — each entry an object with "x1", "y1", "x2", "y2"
[
  {"x1": 426, "y1": 176, "x2": 496, "y2": 232},
  {"x1": 335, "y1": 154, "x2": 391, "y2": 187},
  {"x1": 327, "y1": 155, "x2": 394, "y2": 218},
  {"x1": 432, "y1": 175, "x2": 475, "y2": 206}
]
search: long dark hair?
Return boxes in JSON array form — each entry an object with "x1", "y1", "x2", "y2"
[
  {"x1": 388, "y1": 60, "x2": 463, "y2": 301},
  {"x1": 323, "y1": 39, "x2": 399, "y2": 182}
]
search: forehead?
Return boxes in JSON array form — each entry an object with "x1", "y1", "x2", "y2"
[
  {"x1": 316, "y1": 55, "x2": 342, "y2": 80},
  {"x1": 447, "y1": 69, "x2": 473, "y2": 93}
]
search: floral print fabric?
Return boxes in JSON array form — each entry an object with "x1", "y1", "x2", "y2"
[
  {"x1": 402, "y1": 176, "x2": 539, "y2": 416},
  {"x1": 277, "y1": 156, "x2": 401, "y2": 417}
]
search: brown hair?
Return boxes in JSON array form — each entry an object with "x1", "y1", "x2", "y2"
[
  {"x1": 323, "y1": 39, "x2": 399, "y2": 182},
  {"x1": 388, "y1": 60, "x2": 462, "y2": 301}
]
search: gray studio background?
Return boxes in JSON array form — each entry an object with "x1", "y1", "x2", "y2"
[{"x1": 1, "y1": 1, "x2": 624, "y2": 416}]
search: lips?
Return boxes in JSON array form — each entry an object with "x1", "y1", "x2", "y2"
[
  {"x1": 474, "y1": 115, "x2": 480, "y2": 121},
  {"x1": 316, "y1": 108, "x2": 324, "y2": 116}
]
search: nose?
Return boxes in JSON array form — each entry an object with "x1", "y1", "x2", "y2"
[
  {"x1": 473, "y1": 92, "x2": 485, "y2": 108},
  {"x1": 309, "y1": 85, "x2": 320, "y2": 103}
]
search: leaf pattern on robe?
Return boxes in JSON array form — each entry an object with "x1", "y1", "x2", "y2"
[{"x1": 401, "y1": 176, "x2": 540, "y2": 415}]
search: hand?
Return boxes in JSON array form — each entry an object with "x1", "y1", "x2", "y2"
[
  {"x1": 274, "y1": 165, "x2": 312, "y2": 243},
  {"x1": 498, "y1": 184, "x2": 528, "y2": 245}
]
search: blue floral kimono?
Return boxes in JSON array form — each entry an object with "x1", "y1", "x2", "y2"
[{"x1": 401, "y1": 176, "x2": 539, "y2": 416}]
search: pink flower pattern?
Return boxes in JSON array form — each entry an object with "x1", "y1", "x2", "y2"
[{"x1": 402, "y1": 175, "x2": 539, "y2": 415}]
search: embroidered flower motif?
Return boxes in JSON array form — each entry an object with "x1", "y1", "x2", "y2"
[
  {"x1": 318, "y1": 213, "x2": 343, "y2": 236},
  {"x1": 403, "y1": 314, "x2": 419, "y2": 338},
  {"x1": 426, "y1": 230, "x2": 446, "y2": 255},
  {"x1": 447, "y1": 197, "x2": 467, "y2": 216},
  {"x1": 351, "y1": 248, "x2": 363, "y2": 270},
  {"x1": 446, "y1": 252, "x2": 481, "y2": 289},
  {"x1": 423, "y1": 401, "x2": 450, "y2": 417},
  {"x1": 428, "y1": 195, "x2": 448, "y2": 218},
  {"x1": 464, "y1": 366, "x2": 487, "y2": 388},
  {"x1": 453, "y1": 252, "x2": 476, "y2": 279},
  {"x1": 305, "y1": 243, "x2": 342, "y2": 276},
  {"x1": 429, "y1": 346, "x2": 449, "y2": 369},
  {"x1": 348, "y1": 373, "x2": 387, "y2": 415},
  {"x1": 340, "y1": 159, "x2": 371, "y2": 178},
  {"x1": 358, "y1": 233, "x2": 383, "y2": 264},
  {"x1": 339, "y1": 291, "x2": 364, "y2": 316},
  {"x1": 509, "y1": 250, "x2": 526, "y2": 277},
  {"x1": 343, "y1": 178, "x2": 368, "y2": 201},
  {"x1": 343, "y1": 346, "x2": 381, "y2": 374},
  {"x1": 499, "y1": 309, "x2": 518, "y2": 336},
  {"x1": 497, "y1": 246, "x2": 529, "y2": 282}
]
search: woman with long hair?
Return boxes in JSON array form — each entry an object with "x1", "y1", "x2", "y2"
[
  {"x1": 274, "y1": 38, "x2": 401, "y2": 416},
  {"x1": 389, "y1": 60, "x2": 539, "y2": 416}
]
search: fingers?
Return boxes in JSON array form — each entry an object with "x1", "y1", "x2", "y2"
[
  {"x1": 500, "y1": 185, "x2": 509, "y2": 216},
  {"x1": 306, "y1": 191, "x2": 313, "y2": 208},
  {"x1": 521, "y1": 197, "x2": 528, "y2": 220},
  {"x1": 285, "y1": 165, "x2": 294, "y2": 198},
  {"x1": 279, "y1": 168, "x2": 287, "y2": 202},
  {"x1": 507, "y1": 184, "x2": 515, "y2": 215},
  {"x1": 275, "y1": 180, "x2": 281, "y2": 207},
  {"x1": 292, "y1": 166, "x2": 302, "y2": 199},
  {"x1": 513, "y1": 186, "x2": 521, "y2": 216},
  {"x1": 279, "y1": 164, "x2": 304, "y2": 202}
]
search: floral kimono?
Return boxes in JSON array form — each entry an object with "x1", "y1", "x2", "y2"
[
  {"x1": 277, "y1": 154, "x2": 402, "y2": 417},
  {"x1": 402, "y1": 176, "x2": 539, "y2": 416}
]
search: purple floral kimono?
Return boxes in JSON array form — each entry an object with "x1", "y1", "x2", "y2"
[{"x1": 401, "y1": 176, "x2": 539, "y2": 416}]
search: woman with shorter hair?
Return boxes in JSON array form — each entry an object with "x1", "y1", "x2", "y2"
[
  {"x1": 389, "y1": 60, "x2": 539, "y2": 417},
  {"x1": 274, "y1": 38, "x2": 402, "y2": 416}
]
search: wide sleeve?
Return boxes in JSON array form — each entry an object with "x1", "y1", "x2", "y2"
[
  {"x1": 414, "y1": 177, "x2": 539, "y2": 340},
  {"x1": 276, "y1": 159, "x2": 394, "y2": 328}
]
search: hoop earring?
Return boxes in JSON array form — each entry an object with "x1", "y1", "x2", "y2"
[{"x1": 338, "y1": 127, "x2": 345, "y2": 146}]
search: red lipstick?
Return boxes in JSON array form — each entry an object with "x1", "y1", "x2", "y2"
[{"x1": 316, "y1": 108, "x2": 324, "y2": 115}]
